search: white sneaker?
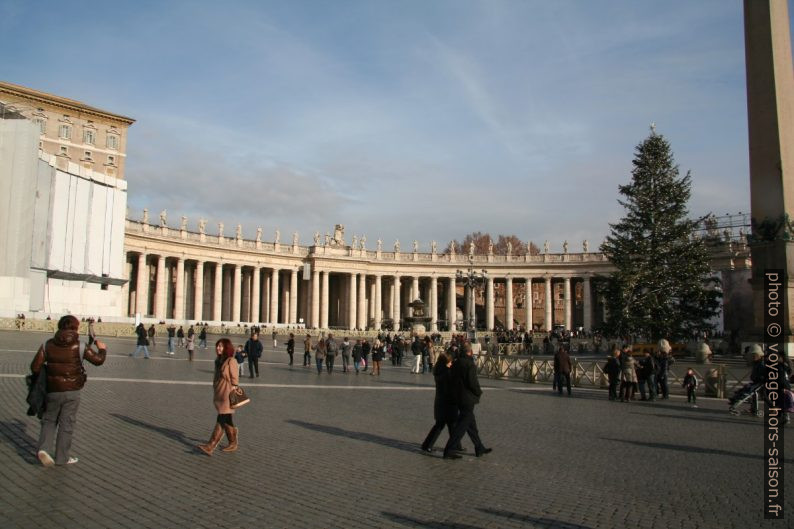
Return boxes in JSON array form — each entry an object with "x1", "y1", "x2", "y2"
[
  {"x1": 65, "y1": 457, "x2": 79, "y2": 465},
  {"x1": 37, "y1": 450, "x2": 54, "y2": 467}
]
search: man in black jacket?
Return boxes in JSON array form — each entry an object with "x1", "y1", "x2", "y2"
[
  {"x1": 244, "y1": 332, "x2": 263, "y2": 377},
  {"x1": 442, "y1": 343, "x2": 491, "y2": 459}
]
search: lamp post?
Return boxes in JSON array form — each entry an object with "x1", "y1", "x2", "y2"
[{"x1": 456, "y1": 256, "x2": 487, "y2": 337}]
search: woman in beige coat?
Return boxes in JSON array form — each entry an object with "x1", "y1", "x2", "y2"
[{"x1": 198, "y1": 338, "x2": 240, "y2": 455}]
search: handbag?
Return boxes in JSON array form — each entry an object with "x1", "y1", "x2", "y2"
[
  {"x1": 26, "y1": 346, "x2": 48, "y2": 418},
  {"x1": 229, "y1": 386, "x2": 250, "y2": 409}
]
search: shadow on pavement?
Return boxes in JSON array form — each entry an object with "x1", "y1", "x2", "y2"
[
  {"x1": 602, "y1": 437, "x2": 794, "y2": 464},
  {"x1": 477, "y1": 508, "x2": 595, "y2": 529},
  {"x1": 634, "y1": 412, "x2": 761, "y2": 427},
  {"x1": 0, "y1": 419, "x2": 39, "y2": 464},
  {"x1": 381, "y1": 511, "x2": 484, "y2": 528},
  {"x1": 110, "y1": 413, "x2": 201, "y2": 449},
  {"x1": 287, "y1": 419, "x2": 418, "y2": 454}
]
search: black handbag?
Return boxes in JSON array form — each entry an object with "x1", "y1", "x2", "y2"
[
  {"x1": 229, "y1": 386, "x2": 250, "y2": 409},
  {"x1": 26, "y1": 348, "x2": 48, "y2": 418}
]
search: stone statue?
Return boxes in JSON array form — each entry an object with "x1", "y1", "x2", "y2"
[
  {"x1": 256, "y1": 227, "x2": 262, "y2": 241},
  {"x1": 159, "y1": 210, "x2": 167, "y2": 227},
  {"x1": 377, "y1": 239, "x2": 382, "y2": 252},
  {"x1": 274, "y1": 228, "x2": 280, "y2": 244},
  {"x1": 563, "y1": 240, "x2": 569, "y2": 254},
  {"x1": 180, "y1": 216, "x2": 187, "y2": 231},
  {"x1": 413, "y1": 240, "x2": 418, "y2": 253},
  {"x1": 142, "y1": 208, "x2": 149, "y2": 225},
  {"x1": 450, "y1": 240, "x2": 456, "y2": 254},
  {"x1": 360, "y1": 235, "x2": 366, "y2": 250},
  {"x1": 488, "y1": 239, "x2": 494, "y2": 255},
  {"x1": 218, "y1": 222, "x2": 224, "y2": 238},
  {"x1": 469, "y1": 241, "x2": 475, "y2": 257},
  {"x1": 314, "y1": 232, "x2": 321, "y2": 245},
  {"x1": 583, "y1": 239, "x2": 589, "y2": 253},
  {"x1": 431, "y1": 240, "x2": 437, "y2": 254},
  {"x1": 198, "y1": 218, "x2": 206, "y2": 234},
  {"x1": 394, "y1": 239, "x2": 400, "y2": 252},
  {"x1": 293, "y1": 232, "x2": 298, "y2": 246},
  {"x1": 236, "y1": 224, "x2": 242, "y2": 239},
  {"x1": 506, "y1": 241, "x2": 512, "y2": 255},
  {"x1": 543, "y1": 240, "x2": 549, "y2": 254},
  {"x1": 333, "y1": 224, "x2": 344, "y2": 245},
  {"x1": 325, "y1": 232, "x2": 330, "y2": 246},
  {"x1": 352, "y1": 235, "x2": 358, "y2": 248}
]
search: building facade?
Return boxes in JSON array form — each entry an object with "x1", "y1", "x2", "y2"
[{"x1": 123, "y1": 218, "x2": 752, "y2": 333}]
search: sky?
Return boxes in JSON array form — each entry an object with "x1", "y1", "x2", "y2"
[{"x1": 2, "y1": 0, "x2": 790, "y2": 252}]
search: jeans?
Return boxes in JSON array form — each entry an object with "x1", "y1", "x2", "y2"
[
  {"x1": 413, "y1": 355, "x2": 422, "y2": 373},
  {"x1": 248, "y1": 358, "x2": 259, "y2": 377},
  {"x1": 645, "y1": 374, "x2": 656, "y2": 401},
  {"x1": 658, "y1": 373, "x2": 669, "y2": 398},
  {"x1": 316, "y1": 357, "x2": 324, "y2": 373},
  {"x1": 38, "y1": 390, "x2": 80, "y2": 465},
  {"x1": 326, "y1": 355, "x2": 335, "y2": 373},
  {"x1": 303, "y1": 352, "x2": 311, "y2": 366},
  {"x1": 167, "y1": 337, "x2": 174, "y2": 352},
  {"x1": 287, "y1": 352, "x2": 294, "y2": 366},
  {"x1": 132, "y1": 345, "x2": 150, "y2": 358},
  {"x1": 558, "y1": 372, "x2": 571, "y2": 395},
  {"x1": 342, "y1": 355, "x2": 351, "y2": 372},
  {"x1": 354, "y1": 360, "x2": 361, "y2": 372}
]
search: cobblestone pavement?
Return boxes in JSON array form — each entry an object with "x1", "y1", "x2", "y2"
[{"x1": 0, "y1": 330, "x2": 792, "y2": 528}]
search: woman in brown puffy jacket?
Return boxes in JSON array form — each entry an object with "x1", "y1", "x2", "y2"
[
  {"x1": 198, "y1": 338, "x2": 240, "y2": 455},
  {"x1": 30, "y1": 315, "x2": 107, "y2": 467}
]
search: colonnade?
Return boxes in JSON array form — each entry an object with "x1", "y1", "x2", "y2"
[{"x1": 125, "y1": 251, "x2": 599, "y2": 331}]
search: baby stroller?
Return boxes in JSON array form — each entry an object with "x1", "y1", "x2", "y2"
[{"x1": 728, "y1": 383, "x2": 764, "y2": 417}]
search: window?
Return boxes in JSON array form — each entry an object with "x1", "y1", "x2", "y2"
[
  {"x1": 83, "y1": 129, "x2": 95, "y2": 144},
  {"x1": 59, "y1": 146, "x2": 68, "y2": 155},
  {"x1": 58, "y1": 124, "x2": 71, "y2": 140},
  {"x1": 33, "y1": 118, "x2": 46, "y2": 134},
  {"x1": 84, "y1": 151, "x2": 92, "y2": 160},
  {"x1": 106, "y1": 134, "x2": 119, "y2": 150},
  {"x1": 107, "y1": 155, "x2": 115, "y2": 165}
]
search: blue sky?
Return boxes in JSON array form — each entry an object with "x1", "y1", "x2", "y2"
[{"x1": 2, "y1": 0, "x2": 789, "y2": 251}]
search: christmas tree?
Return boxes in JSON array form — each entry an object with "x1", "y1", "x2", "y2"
[{"x1": 600, "y1": 127, "x2": 721, "y2": 341}]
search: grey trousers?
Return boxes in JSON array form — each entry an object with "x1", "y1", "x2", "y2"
[{"x1": 38, "y1": 390, "x2": 81, "y2": 465}]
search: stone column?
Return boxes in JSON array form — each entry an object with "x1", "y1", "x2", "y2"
[
  {"x1": 174, "y1": 258, "x2": 185, "y2": 320},
  {"x1": 505, "y1": 276, "x2": 513, "y2": 330},
  {"x1": 348, "y1": 273, "x2": 357, "y2": 330},
  {"x1": 448, "y1": 277, "x2": 457, "y2": 330},
  {"x1": 155, "y1": 255, "x2": 166, "y2": 319},
  {"x1": 290, "y1": 268, "x2": 298, "y2": 324},
  {"x1": 374, "y1": 275, "x2": 382, "y2": 330},
  {"x1": 357, "y1": 273, "x2": 367, "y2": 330},
  {"x1": 270, "y1": 268, "x2": 280, "y2": 324},
  {"x1": 544, "y1": 276, "x2": 553, "y2": 331},
  {"x1": 582, "y1": 275, "x2": 592, "y2": 332},
  {"x1": 213, "y1": 262, "x2": 223, "y2": 321},
  {"x1": 369, "y1": 279, "x2": 376, "y2": 324},
  {"x1": 194, "y1": 260, "x2": 204, "y2": 321},
  {"x1": 486, "y1": 276, "x2": 494, "y2": 331},
  {"x1": 311, "y1": 268, "x2": 320, "y2": 328},
  {"x1": 430, "y1": 276, "x2": 438, "y2": 332},
  {"x1": 412, "y1": 276, "x2": 420, "y2": 303},
  {"x1": 232, "y1": 264, "x2": 242, "y2": 322},
  {"x1": 744, "y1": 0, "x2": 794, "y2": 338},
  {"x1": 251, "y1": 267, "x2": 260, "y2": 323},
  {"x1": 321, "y1": 270, "x2": 330, "y2": 329},
  {"x1": 393, "y1": 275, "x2": 401, "y2": 331},
  {"x1": 136, "y1": 253, "x2": 148, "y2": 315},
  {"x1": 563, "y1": 277, "x2": 572, "y2": 330},
  {"x1": 525, "y1": 278, "x2": 533, "y2": 331}
]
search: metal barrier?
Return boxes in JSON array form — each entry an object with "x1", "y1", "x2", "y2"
[{"x1": 475, "y1": 355, "x2": 738, "y2": 399}]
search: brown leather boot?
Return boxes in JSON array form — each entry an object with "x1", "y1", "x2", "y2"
[
  {"x1": 221, "y1": 425, "x2": 238, "y2": 452},
  {"x1": 197, "y1": 423, "x2": 223, "y2": 456}
]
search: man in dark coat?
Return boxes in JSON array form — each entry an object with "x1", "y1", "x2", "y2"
[
  {"x1": 442, "y1": 343, "x2": 491, "y2": 459},
  {"x1": 604, "y1": 348, "x2": 621, "y2": 401},
  {"x1": 244, "y1": 332, "x2": 263, "y2": 377},
  {"x1": 554, "y1": 345, "x2": 572, "y2": 396}
]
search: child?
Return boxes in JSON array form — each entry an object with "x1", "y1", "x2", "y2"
[
  {"x1": 235, "y1": 345, "x2": 247, "y2": 377},
  {"x1": 186, "y1": 334, "x2": 195, "y2": 362},
  {"x1": 683, "y1": 368, "x2": 698, "y2": 408}
]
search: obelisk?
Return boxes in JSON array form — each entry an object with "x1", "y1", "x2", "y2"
[{"x1": 744, "y1": 0, "x2": 794, "y2": 351}]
